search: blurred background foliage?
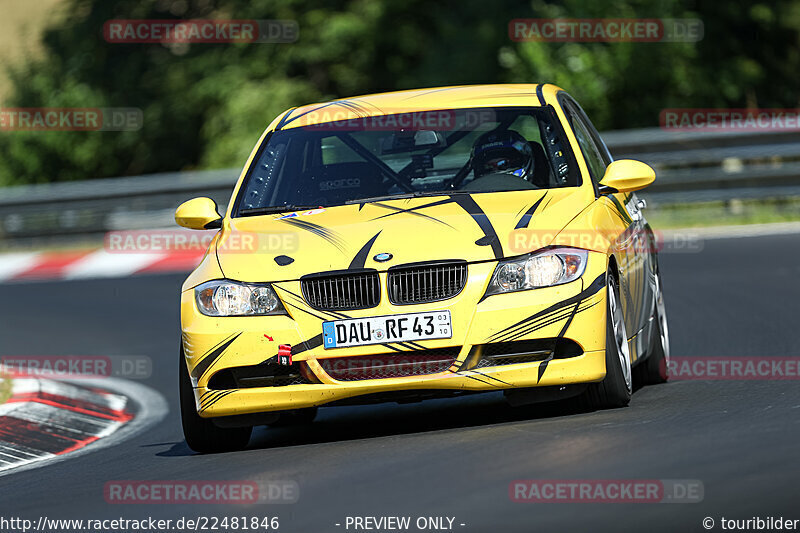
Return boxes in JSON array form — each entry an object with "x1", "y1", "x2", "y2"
[{"x1": 0, "y1": 0, "x2": 799, "y2": 185}]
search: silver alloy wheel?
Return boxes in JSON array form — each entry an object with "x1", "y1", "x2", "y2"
[
  {"x1": 608, "y1": 278, "x2": 632, "y2": 392},
  {"x1": 655, "y1": 271, "x2": 670, "y2": 366}
]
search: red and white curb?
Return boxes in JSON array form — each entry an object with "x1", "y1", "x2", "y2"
[
  {"x1": 0, "y1": 378, "x2": 133, "y2": 473},
  {"x1": 0, "y1": 249, "x2": 204, "y2": 283}
]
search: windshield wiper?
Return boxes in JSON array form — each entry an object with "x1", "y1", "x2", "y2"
[
  {"x1": 345, "y1": 192, "x2": 422, "y2": 204},
  {"x1": 238, "y1": 205, "x2": 321, "y2": 217},
  {"x1": 345, "y1": 191, "x2": 474, "y2": 205}
]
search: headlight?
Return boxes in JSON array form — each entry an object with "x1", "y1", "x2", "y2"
[
  {"x1": 194, "y1": 280, "x2": 286, "y2": 316},
  {"x1": 485, "y1": 247, "x2": 588, "y2": 296}
]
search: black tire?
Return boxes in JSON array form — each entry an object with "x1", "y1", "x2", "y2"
[
  {"x1": 179, "y1": 351, "x2": 252, "y2": 453},
  {"x1": 637, "y1": 270, "x2": 670, "y2": 385},
  {"x1": 581, "y1": 270, "x2": 632, "y2": 409},
  {"x1": 268, "y1": 407, "x2": 318, "y2": 427}
]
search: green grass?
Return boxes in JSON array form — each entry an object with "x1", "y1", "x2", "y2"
[
  {"x1": 0, "y1": 377, "x2": 11, "y2": 405},
  {"x1": 647, "y1": 197, "x2": 800, "y2": 229}
]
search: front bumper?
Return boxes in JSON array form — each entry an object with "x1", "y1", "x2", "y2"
[{"x1": 181, "y1": 253, "x2": 609, "y2": 418}]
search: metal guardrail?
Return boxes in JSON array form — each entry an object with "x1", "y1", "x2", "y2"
[
  {"x1": 0, "y1": 169, "x2": 238, "y2": 245},
  {"x1": 607, "y1": 129, "x2": 800, "y2": 205},
  {"x1": 2, "y1": 128, "x2": 800, "y2": 246}
]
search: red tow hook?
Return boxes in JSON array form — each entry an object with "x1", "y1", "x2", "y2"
[{"x1": 277, "y1": 344, "x2": 292, "y2": 366}]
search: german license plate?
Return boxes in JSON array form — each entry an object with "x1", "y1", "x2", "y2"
[{"x1": 322, "y1": 311, "x2": 452, "y2": 349}]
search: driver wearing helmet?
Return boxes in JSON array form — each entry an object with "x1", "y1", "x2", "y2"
[{"x1": 470, "y1": 130, "x2": 534, "y2": 181}]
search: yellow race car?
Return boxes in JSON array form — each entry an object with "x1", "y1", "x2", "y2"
[{"x1": 176, "y1": 84, "x2": 670, "y2": 453}]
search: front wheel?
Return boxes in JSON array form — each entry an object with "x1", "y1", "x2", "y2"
[
  {"x1": 180, "y1": 351, "x2": 252, "y2": 453},
  {"x1": 581, "y1": 270, "x2": 632, "y2": 409}
]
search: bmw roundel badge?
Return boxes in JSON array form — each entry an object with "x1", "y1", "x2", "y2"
[{"x1": 373, "y1": 253, "x2": 393, "y2": 262}]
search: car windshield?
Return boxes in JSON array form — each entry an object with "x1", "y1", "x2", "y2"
[{"x1": 234, "y1": 106, "x2": 578, "y2": 216}]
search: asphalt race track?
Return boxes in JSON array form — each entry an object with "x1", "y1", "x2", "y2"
[{"x1": 1, "y1": 232, "x2": 798, "y2": 532}]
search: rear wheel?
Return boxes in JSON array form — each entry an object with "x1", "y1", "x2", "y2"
[
  {"x1": 636, "y1": 270, "x2": 670, "y2": 384},
  {"x1": 179, "y1": 351, "x2": 252, "y2": 453},
  {"x1": 582, "y1": 271, "x2": 632, "y2": 409}
]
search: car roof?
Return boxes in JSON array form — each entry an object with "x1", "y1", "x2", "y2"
[{"x1": 270, "y1": 84, "x2": 550, "y2": 130}]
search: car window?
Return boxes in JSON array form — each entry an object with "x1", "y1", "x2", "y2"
[{"x1": 566, "y1": 104, "x2": 608, "y2": 185}]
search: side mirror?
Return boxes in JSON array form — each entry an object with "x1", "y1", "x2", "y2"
[
  {"x1": 598, "y1": 160, "x2": 655, "y2": 194},
  {"x1": 175, "y1": 197, "x2": 223, "y2": 230}
]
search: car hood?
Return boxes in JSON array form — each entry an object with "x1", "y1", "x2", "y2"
[{"x1": 216, "y1": 189, "x2": 591, "y2": 282}]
